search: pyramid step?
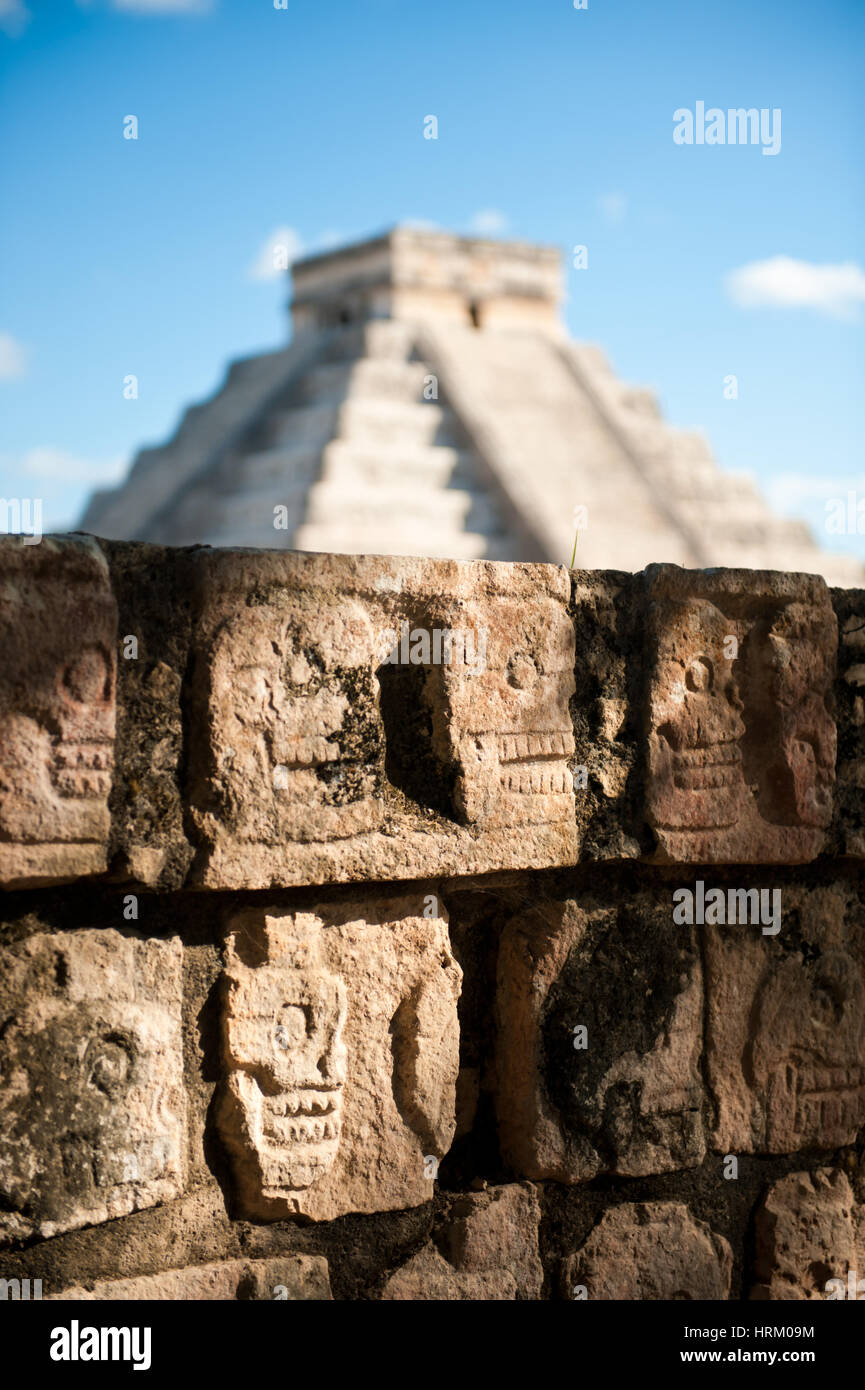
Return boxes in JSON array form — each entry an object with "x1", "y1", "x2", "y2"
[
  {"x1": 324, "y1": 320, "x2": 418, "y2": 363},
  {"x1": 292, "y1": 523, "x2": 493, "y2": 561},
  {"x1": 298, "y1": 358, "x2": 433, "y2": 406},
  {"x1": 225, "y1": 447, "x2": 323, "y2": 488},
  {"x1": 336, "y1": 398, "x2": 459, "y2": 448},
  {"x1": 267, "y1": 398, "x2": 457, "y2": 450},
  {"x1": 267, "y1": 403, "x2": 340, "y2": 449},
  {"x1": 303, "y1": 482, "x2": 499, "y2": 531},
  {"x1": 319, "y1": 440, "x2": 473, "y2": 489}
]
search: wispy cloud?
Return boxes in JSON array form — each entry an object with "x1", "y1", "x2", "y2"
[
  {"x1": 0, "y1": 0, "x2": 31, "y2": 39},
  {"x1": 14, "y1": 447, "x2": 127, "y2": 485},
  {"x1": 0, "y1": 332, "x2": 29, "y2": 379},
  {"x1": 469, "y1": 208, "x2": 509, "y2": 236},
  {"x1": 247, "y1": 225, "x2": 304, "y2": 281},
  {"x1": 597, "y1": 192, "x2": 627, "y2": 226},
  {"x1": 765, "y1": 471, "x2": 865, "y2": 509},
  {"x1": 726, "y1": 256, "x2": 865, "y2": 320}
]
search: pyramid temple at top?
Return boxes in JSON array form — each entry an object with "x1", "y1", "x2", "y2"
[{"x1": 79, "y1": 225, "x2": 863, "y2": 586}]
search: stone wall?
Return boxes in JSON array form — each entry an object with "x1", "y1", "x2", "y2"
[{"x1": 0, "y1": 536, "x2": 863, "y2": 1300}]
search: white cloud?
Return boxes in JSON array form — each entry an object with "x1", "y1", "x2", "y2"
[
  {"x1": 726, "y1": 256, "x2": 865, "y2": 320},
  {"x1": 247, "y1": 226, "x2": 304, "y2": 282},
  {"x1": 0, "y1": 0, "x2": 30, "y2": 39},
  {"x1": 469, "y1": 209, "x2": 509, "y2": 236},
  {"x1": 0, "y1": 332, "x2": 29, "y2": 379},
  {"x1": 597, "y1": 193, "x2": 627, "y2": 226},
  {"x1": 16, "y1": 447, "x2": 127, "y2": 485},
  {"x1": 765, "y1": 471, "x2": 865, "y2": 509}
]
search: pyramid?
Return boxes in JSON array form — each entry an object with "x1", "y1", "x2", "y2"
[{"x1": 80, "y1": 226, "x2": 863, "y2": 586}]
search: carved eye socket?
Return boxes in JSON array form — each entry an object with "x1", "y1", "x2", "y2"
[
  {"x1": 62, "y1": 647, "x2": 109, "y2": 705},
  {"x1": 275, "y1": 1005, "x2": 309, "y2": 1051},
  {"x1": 810, "y1": 975, "x2": 847, "y2": 1027},
  {"x1": 506, "y1": 654, "x2": 537, "y2": 690},
  {"x1": 86, "y1": 1033, "x2": 133, "y2": 1096},
  {"x1": 685, "y1": 658, "x2": 713, "y2": 693}
]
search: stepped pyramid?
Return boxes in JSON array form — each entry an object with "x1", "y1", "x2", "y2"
[{"x1": 80, "y1": 226, "x2": 863, "y2": 585}]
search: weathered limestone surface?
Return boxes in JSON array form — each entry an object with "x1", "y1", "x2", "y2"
[
  {"x1": 495, "y1": 891, "x2": 705, "y2": 1181},
  {"x1": 704, "y1": 880, "x2": 865, "y2": 1153},
  {"x1": 564, "y1": 1202, "x2": 733, "y2": 1300},
  {"x1": 751, "y1": 1169, "x2": 864, "y2": 1300},
  {"x1": 187, "y1": 550, "x2": 578, "y2": 887},
  {"x1": 380, "y1": 1184, "x2": 543, "y2": 1300},
  {"x1": 0, "y1": 929, "x2": 185, "y2": 1245},
  {"x1": 833, "y1": 589, "x2": 865, "y2": 857},
  {"x1": 0, "y1": 536, "x2": 116, "y2": 887},
  {"x1": 642, "y1": 566, "x2": 837, "y2": 864},
  {"x1": 0, "y1": 542, "x2": 862, "y2": 1301},
  {"x1": 49, "y1": 1254, "x2": 331, "y2": 1301},
  {"x1": 216, "y1": 898, "x2": 461, "y2": 1221},
  {"x1": 1, "y1": 540, "x2": 862, "y2": 886}
]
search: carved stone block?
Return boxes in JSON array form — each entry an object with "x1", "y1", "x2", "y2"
[
  {"x1": 494, "y1": 893, "x2": 705, "y2": 1181},
  {"x1": 751, "y1": 1169, "x2": 864, "y2": 1300},
  {"x1": 188, "y1": 551, "x2": 578, "y2": 887},
  {"x1": 564, "y1": 1202, "x2": 733, "y2": 1300},
  {"x1": 215, "y1": 898, "x2": 461, "y2": 1220},
  {"x1": 424, "y1": 591, "x2": 576, "y2": 830},
  {"x1": 380, "y1": 1184, "x2": 543, "y2": 1300},
  {"x1": 705, "y1": 881, "x2": 865, "y2": 1153},
  {"x1": 49, "y1": 1254, "x2": 332, "y2": 1301},
  {"x1": 0, "y1": 929, "x2": 185, "y2": 1244},
  {"x1": 643, "y1": 566, "x2": 836, "y2": 863},
  {"x1": 833, "y1": 590, "x2": 865, "y2": 857},
  {"x1": 0, "y1": 537, "x2": 117, "y2": 886}
]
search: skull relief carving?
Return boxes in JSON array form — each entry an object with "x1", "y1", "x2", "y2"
[
  {"x1": 0, "y1": 538, "x2": 116, "y2": 885},
  {"x1": 644, "y1": 567, "x2": 837, "y2": 863},
  {"x1": 428, "y1": 594, "x2": 576, "y2": 829},
  {"x1": 0, "y1": 929, "x2": 185, "y2": 1244},
  {"x1": 218, "y1": 912, "x2": 347, "y2": 1204},
  {"x1": 203, "y1": 596, "x2": 382, "y2": 845}
]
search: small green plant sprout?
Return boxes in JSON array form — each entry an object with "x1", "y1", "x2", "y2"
[{"x1": 570, "y1": 504, "x2": 588, "y2": 567}]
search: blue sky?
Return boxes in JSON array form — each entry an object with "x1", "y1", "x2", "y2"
[{"x1": 1, "y1": 0, "x2": 863, "y2": 555}]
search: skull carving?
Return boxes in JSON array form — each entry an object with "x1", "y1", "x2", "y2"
[
  {"x1": 647, "y1": 598, "x2": 747, "y2": 832},
  {"x1": 0, "y1": 930, "x2": 184, "y2": 1242},
  {"x1": 217, "y1": 912, "x2": 348, "y2": 1209},
  {"x1": 743, "y1": 603, "x2": 836, "y2": 829},
  {"x1": 0, "y1": 539, "x2": 116, "y2": 882},
  {"x1": 645, "y1": 568, "x2": 837, "y2": 863},
  {"x1": 206, "y1": 597, "x2": 382, "y2": 844},
  {"x1": 428, "y1": 594, "x2": 576, "y2": 829},
  {"x1": 750, "y1": 947, "x2": 865, "y2": 1150}
]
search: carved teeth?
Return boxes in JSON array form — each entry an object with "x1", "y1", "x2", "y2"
[
  {"x1": 277, "y1": 736, "x2": 340, "y2": 768},
  {"x1": 673, "y1": 745, "x2": 742, "y2": 768},
  {"x1": 267, "y1": 1093, "x2": 337, "y2": 1117},
  {"x1": 674, "y1": 765, "x2": 743, "y2": 791},
  {"x1": 497, "y1": 730, "x2": 576, "y2": 763},
  {"x1": 52, "y1": 742, "x2": 114, "y2": 799},
  {"x1": 500, "y1": 767, "x2": 572, "y2": 795},
  {"x1": 264, "y1": 1107, "x2": 341, "y2": 1145},
  {"x1": 795, "y1": 1066, "x2": 863, "y2": 1097}
]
